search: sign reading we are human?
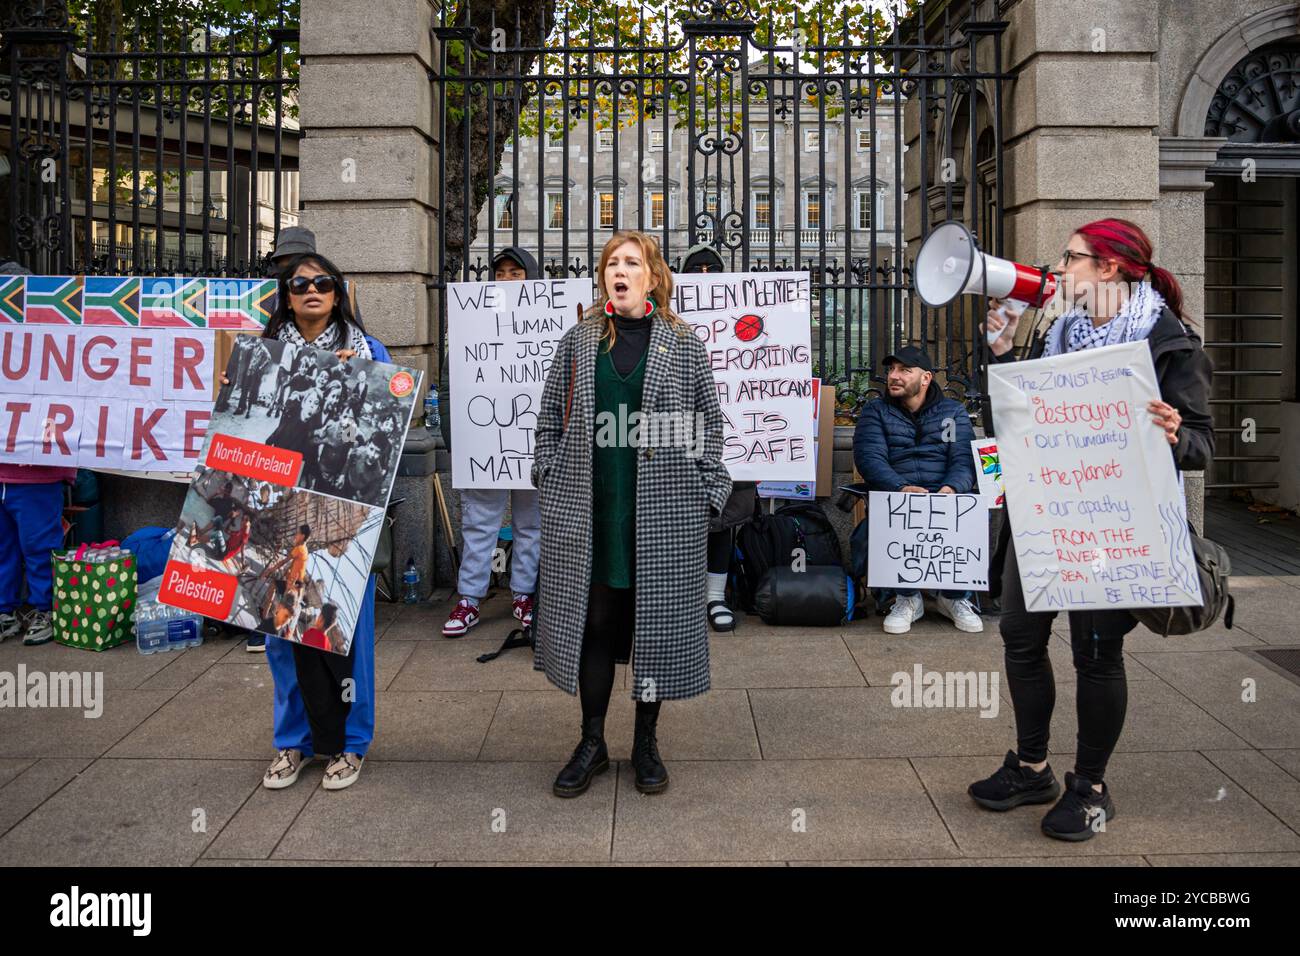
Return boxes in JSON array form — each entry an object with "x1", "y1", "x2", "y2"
[
  {"x1": 0, "y1": 274, "x2": 273, "y2": 471},
  {"x1": 989, "y1": 340, "x2": 1202, "y2": 612},
  {"x1": 447, "y1": 277, "x2": 588, "y2": 488},
  {"x1": 672, "y1": 271, "x2": 815, "y2": 483}
]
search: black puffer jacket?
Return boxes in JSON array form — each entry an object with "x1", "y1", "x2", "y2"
[{"x1": 988, "y1": 306, "x2": 1215, "y2": 598}]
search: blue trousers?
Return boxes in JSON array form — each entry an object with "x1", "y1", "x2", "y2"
[
  {"x1": 0, "y1": 482, "x2": 66, "y2": 613},
  {"x1": 267, "y1": 575, "x2": 377, "y2": 757}
]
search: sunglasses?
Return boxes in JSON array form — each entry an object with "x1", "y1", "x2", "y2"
[{"x1": 287, "y1": 275, "x2": 338, "y2": 295}]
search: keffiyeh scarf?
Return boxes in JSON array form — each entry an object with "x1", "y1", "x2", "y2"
[
  {"x1": 274, "y1": 316, "x2": 372, "y2": 360},
  {"x1": 1042, "y1": 282, "x2": 1165, "y2": 357}
]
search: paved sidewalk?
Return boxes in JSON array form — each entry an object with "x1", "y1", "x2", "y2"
[{"x1": 1, "y1": 570, "x2": 1298, "y2": 866}]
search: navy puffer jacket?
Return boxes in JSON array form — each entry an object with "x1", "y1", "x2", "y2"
[{"x1": 853, "y1": 380, "x2": 976, "y2": 492}]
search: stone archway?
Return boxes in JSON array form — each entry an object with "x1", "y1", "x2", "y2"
[{"x1": 1176, "y1": 3, "x2": 1300, "y2": 138}]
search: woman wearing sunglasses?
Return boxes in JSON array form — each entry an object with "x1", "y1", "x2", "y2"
[
  {"x1": 256, "y1": 252, "x2": 392, "y2": 792},
  {"x1": 973, "y1": 218, "x2": 1213, "y2": 841}
]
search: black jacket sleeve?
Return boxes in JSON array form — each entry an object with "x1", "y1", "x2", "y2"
[{"x1": 1158, "y1": 346, "x2": 1215, "y2": 473}]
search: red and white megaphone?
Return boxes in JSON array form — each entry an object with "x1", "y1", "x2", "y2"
[{"x1": 914, "y1": 221, "x2": 1057, "y2": 343}]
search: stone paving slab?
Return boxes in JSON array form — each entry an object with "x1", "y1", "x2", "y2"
[
  {"x1": 0, "y1": 758, "x2": 262, "y2": 866},
  {"x1": 269, "y1": 760, "x2": 616, "y2": 863},
  {"x1": 609, "y1": 758, "x2": 959, "y2": 863}
]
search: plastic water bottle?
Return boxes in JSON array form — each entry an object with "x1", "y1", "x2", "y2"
[
  {"x1": 424, "y1": 385, "x2": 440, "y2": 431},
  {"x1": 134, "y1": 577, "x2": 204, "y2": 654},
  {"x1": 403, "y1": 559, "x2": 420, "y2": 604}
]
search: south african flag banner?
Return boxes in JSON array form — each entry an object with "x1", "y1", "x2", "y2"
[
  {"x1": 0, "y1": 276, "x2": 24, "y2": 323},
  {"x1": 206, "y1": 277, "x2": 275, "y2": 330},
  {"x1": 83, "y1": 276, "x2": 141, "y2": 326},
  {"x1": 140, "y1": 276, "x2": 206, "y2": 327},
  {"x1": 24, "y1": 276, "x2": 84, "y2": 325}
]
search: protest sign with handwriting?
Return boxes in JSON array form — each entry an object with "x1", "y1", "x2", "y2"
[
  {"x1": 867, "y1": 491, "x2": 991, "y2": 590},
  {"x1": 989, "y1": 340, "x2": 1202, "y2": 611},
  {"x1": 672, "y1": 272, "x2": 815, "y2": 482},
  {"x1": 448, "y1": 278, "x2": 589, "y2": 488}
]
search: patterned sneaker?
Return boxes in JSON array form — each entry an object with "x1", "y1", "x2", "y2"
[
  {"x1": 263, "y1": 748, "x2": 310, "y2": 790},
  {"x1": 0, "y1": 611, "x2": 21, "y2": 642},
  {"x1": 21, "y1": 609, "x2": 53, "y2": 646},
  {"x1": 1041, "y1": 772, "x2": 1117, "y2": 842},
  {"x1": 322, "y1": 753, "x2": 364, "y2": 791},
  {"x1": 512, "y1": 593, "x2": 535, "y2": 628},
  {"x1": 441, "y1": 598, "x2": 480, "y2": 638}
]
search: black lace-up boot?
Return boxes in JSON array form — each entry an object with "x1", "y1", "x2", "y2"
[
  {"x1": 552, "y1": 715, "x2": 609, "y2": 797},
  {"x1": 631, "y1": 708, "x2": 669, "y2": 794}
]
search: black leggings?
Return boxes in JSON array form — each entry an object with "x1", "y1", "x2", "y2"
[
  {"x1": 999, "y1": 545, "x2": 1135, "y2": 783},
  {"x1": 579, "y1": 583, "x2": 661, "y2": 721},
  {"x1": 706, "y1": 526, "x2": 732, "y2": 576}
]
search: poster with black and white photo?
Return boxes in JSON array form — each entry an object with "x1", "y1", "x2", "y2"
[
  {"x1": 447, "y1": 277, "x2": 590, "y2": 488},
  {"x1": 671, "y1": 271, "x2": 815, "y2": 482},
  {"x1": 159, "y1": 336, "x2": 421, "y2": 654}
]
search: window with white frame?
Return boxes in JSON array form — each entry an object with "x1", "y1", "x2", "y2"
[
  {"x1": 855, "y1": 191, "x2": 872, "y2": 230},
  {"x1": 753, "y1": 191, "x2": 772, "y2": 228},
  {"x1": 599, "y1": 192, "x2": 616, "y2": 229},
  {"x1": 494, "y1": 192, "x2": 513, "y2": 229},
  {"x1": 795, "y1": 191, "x2": 826, "y2": 230},
  {"x1": 752, "y1": 128, "x2": 770, "y2": 151},
  {"x1": 596, "y1": 130, "x2": 614, "y2": 151},
  {"x1": 647, "y1": 191, "x2": 667, "y2": 228},
  {"x1": 546, "y1": 191, "x2": 565, "y2": 229},
  {"x1": 804, "y1": 130, "x2": 820, "y2": 152},
  {"x1": 857, "y1": 129, "x2": 872, "y2": 151},
  {"x1": 503, "y1": 137, "x2": 514, "y2": 151},
  {"x1": 649, "y1": 128, "x2": 665, "y2": 149},
  {"x1": 546, "y1": 130, "x2": 564, "y2": 151}
]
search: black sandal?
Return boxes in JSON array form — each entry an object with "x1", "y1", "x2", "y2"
[{"x1": 708, "y1": 601, "x2": 735, "y2": 632}]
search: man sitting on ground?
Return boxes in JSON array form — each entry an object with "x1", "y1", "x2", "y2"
[{"x1": 853, "y1": 345, "x2": 981, "y2": 634}]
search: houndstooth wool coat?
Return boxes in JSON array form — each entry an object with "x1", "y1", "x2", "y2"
[{"x1": 531, "y1": 314, "x2": 732, "y2": 701}]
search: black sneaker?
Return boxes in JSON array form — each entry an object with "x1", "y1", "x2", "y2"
[
  {"x1": 968, "y1": 750, "x2": 1062, "y2": 811},
  {"x1": 1041, "y1": 771, "x2": 1116, "y2": 842}
]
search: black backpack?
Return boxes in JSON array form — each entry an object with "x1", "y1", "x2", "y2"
[
  {"x1": 1130, "y1": 526, "x2": 1235, "y2": 637},
  {"x1": 733, "y1": 501, "x2": 844, "y2": 612}
]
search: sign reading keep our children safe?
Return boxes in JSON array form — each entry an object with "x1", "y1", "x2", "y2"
[
  {"x1": 989, "y1": 340, "x2": 1202, "y2": 612},
  {"x1": 0, "y1": 274, "x2": 273, "y2": 471}
]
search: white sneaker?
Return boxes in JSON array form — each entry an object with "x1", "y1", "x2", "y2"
[
  {"x1": 883, "y1": 593, "x2": 924, "y2": 634},
  {"x1": 936, "y1": 595, "x2": 984, "y2": 633}
]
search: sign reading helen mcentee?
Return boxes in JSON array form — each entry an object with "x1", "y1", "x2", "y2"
[
  {"x1": 989, "y1": 340, "x2": 1202, "y2": 612},
  {"x1": 158, "y1": 336, "x2": 421, "y2": 655}
]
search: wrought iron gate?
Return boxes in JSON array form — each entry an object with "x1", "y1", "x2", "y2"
[
  {"x1": 430, "y1": 0, "x2": 1009, "y2": 400},
  {"x1": 1, "y1": 0, "x2": 300, "y2": 278}
]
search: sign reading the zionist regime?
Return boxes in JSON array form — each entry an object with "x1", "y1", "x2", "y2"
[
  {"x1": 989, "y1": 340, "x2": 1202, "y2": 612},
  {"x1": 447, "y1": 277, "x2": 590, "y2": 488},
  {"x1": 0, "y1": 275, "x2": 273, "y2": 472},
  {"x1": 671, "y1": 271, "x2": 815, "y2": 482}
]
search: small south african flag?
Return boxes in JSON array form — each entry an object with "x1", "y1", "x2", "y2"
[
  {"x1": 23, "y1": 276, "x2": 83, "y2": 324},
  {"x1": 0, "y1": 276, "x2": 24, "y2": 323},
  {"x1": 83, "y1": 276, "x2": 141, "y2": 326}
]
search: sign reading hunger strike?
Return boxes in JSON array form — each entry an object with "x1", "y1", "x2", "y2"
[
  {"x1": 0, "y1": 273, "x2": 273, "y2": 471},
  {"x1": 671, "y1": 271, "x2": 815, "y2": 482},
  {"x1": 989, "y1": 340, "x2": 1202, "y2": 612},
  {"x1": 447, "y1": 277, "x2": 588, "y2": 488}
]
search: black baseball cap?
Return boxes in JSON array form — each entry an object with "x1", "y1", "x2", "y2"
[{"x1": 882, "y1": 345, "x2": 934, "y2": 372}]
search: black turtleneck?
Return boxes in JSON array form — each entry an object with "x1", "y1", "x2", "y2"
[{"x1": 609, "y1": 312, "x2": 651, "y2": 377}]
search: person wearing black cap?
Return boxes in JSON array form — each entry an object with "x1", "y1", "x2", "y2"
[
  {"x1": 852, "y1": 345, "x2": 980, "y2": 634},
  {"x1": 679, "y1": 243, "x2": 755, "y2": 631},
  {"x1": 440, "y1": 245, "x2": 543, "y2": 638}
]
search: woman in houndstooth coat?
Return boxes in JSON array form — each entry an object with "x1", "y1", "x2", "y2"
[{"x1": 531, "y1": 230, "x2": 731, "y2": 798}]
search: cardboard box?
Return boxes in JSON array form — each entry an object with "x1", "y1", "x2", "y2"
[{"x1": 816, "y1": 384, "x2": 835, "y2": 496}]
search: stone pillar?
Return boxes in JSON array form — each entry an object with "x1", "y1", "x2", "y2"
[{"x1": 299, "y1": 0, "x2": 442, "y2": 595}]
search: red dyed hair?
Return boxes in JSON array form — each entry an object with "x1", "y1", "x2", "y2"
[{"x1": 1074, "y1": 219, "x2": 1183, "y2": 320}]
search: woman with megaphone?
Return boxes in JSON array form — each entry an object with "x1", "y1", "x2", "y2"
[{"x1": 971, "y1": 218, "x2": 1213, "y2": 842}]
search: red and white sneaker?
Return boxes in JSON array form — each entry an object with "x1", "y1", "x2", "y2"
[
  {"x1": 512, "y1": 593, "x2": 535, "y2": 629},
  {"x1": 441, "y1": 598, "x2": 481, "y2": 638}
]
